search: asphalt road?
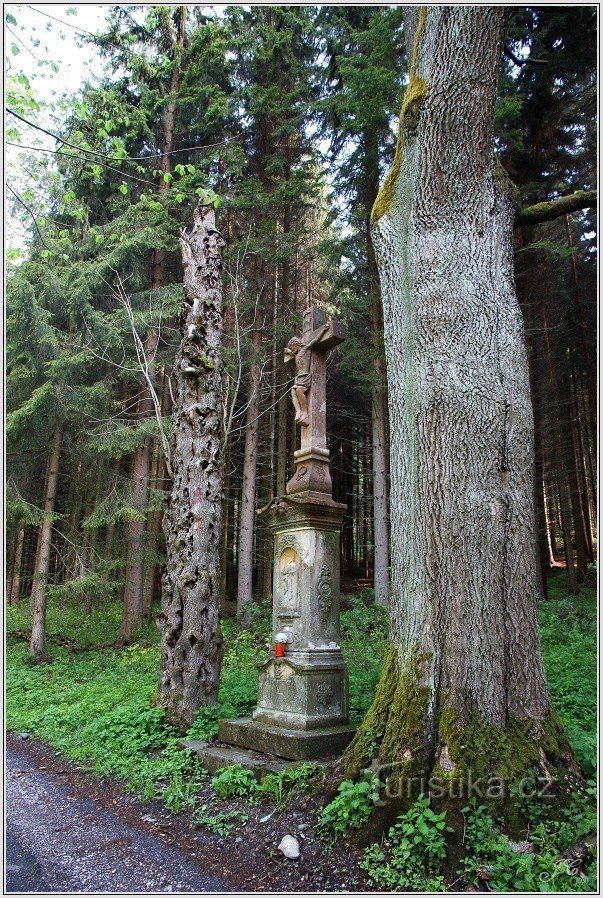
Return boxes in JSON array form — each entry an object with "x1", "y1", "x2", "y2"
[{"x1": 6, "y1": 746, "x2": 228, "y2": 893}]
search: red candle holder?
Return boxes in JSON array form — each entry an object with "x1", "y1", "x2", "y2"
[{"x1": 274, "y1": 642, "x2": 286, "y2": 658}]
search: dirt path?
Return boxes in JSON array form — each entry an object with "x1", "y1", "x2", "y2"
[
  {"x1": 6, "y1": 744, "x2": 228, "y2": 893},
  {"x1": 5, "y1": 734, "x2": 367, "y2": 893}
]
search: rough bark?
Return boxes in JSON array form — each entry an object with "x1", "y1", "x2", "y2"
[
  {"x1": 30, "y1": 420, "x2": 62, "y2": 660},
  {"x1": 141, "y1": 435, "x2": 163, "y2": 619},
  {"x1": 157, "y1": 203, "x2": 225, "y2": 728},
  {"x1": 9, "y1": 520, "x2": 25, "y2": 604},
  {"x1": 345, "y1": 7, "x2": 578, "y2": 803},
  {"x1": 516, "y1": 226, "x2": 549, "y2": 596},
  {"x1": 368, "y1": 214, "x2": 390, "y2": 608}
]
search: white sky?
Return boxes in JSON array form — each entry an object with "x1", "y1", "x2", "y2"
[{"x1": 5, "y1": 4, "x2": 109, "y2": 108}]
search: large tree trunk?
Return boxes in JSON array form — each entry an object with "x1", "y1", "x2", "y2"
[
  {"x1": 236, "y1": 328, "x2": 262, "y2": 621},
  {"x1": 157, "y1": 203, "x2": 225, "y2": 728},
  {"x1": 345, "y1": 7, "x2": 576, "y2": 802},
  {"x1": 30, "y1": 420, "x2": 62, "y2": 660},
  {"x1": 368, "y1": 228, "x2": 390, "y2": 608}
]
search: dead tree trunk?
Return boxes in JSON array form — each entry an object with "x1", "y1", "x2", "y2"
[
  {"x1": 345, "y1": 7, "x2": 578, "y2": 804},
  {"x1": 157, "y1": 203, "x2": 225, "y2": 728},
  {"x1": 30, "y1": 420, "x2": 62, "y2": 660}
]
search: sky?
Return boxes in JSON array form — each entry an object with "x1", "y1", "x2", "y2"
[{"x1": 5, "y1": 4, "x2": 109, "y2": 105}]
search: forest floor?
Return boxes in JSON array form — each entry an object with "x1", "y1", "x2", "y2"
[
  {"x1": 6, "y1": 735, "x2": 366, "y2": 892},
  {"x1": 5, "y1": 571, "x2": 597, "y2": 892}
]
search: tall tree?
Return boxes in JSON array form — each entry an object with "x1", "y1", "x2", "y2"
[
  {"x1": 158, "y1": 201, "x2": 225, "y2": 727},
  {"x1": 345, "y1": 6, "x2": 578, "y2": 806},
  {"x1": 318, "y1": 7, "x2": 405, "y2": 606},
  {"x1": 29, "y1": 420, "x2": 62, "y2": 660}
]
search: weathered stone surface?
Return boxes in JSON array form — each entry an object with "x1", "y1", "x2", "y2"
[
  {"x1": 180, "y1": 741, "x2": 294, "y2": 778},
  {"x1": 219, "y1": 306, "x2": 353, "y2": 761},
  {"x1": 218, "y1": 718, "x2": 356, "y2": 761},
  {"x1": 277, "y1": 835, "x2": 300, "y2": 859}
]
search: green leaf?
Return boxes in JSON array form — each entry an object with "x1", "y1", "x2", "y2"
[
  {"x1": 5, "y1": 13, "x2": 17, "y2": 26},
  {"x1": 118, "y1": 182, "x2": 128, "y2": 195},
  {"x1": 162, "y1": 171, "x2": 173, "y2": 184},
  {"x1": 50, "y1": 62, "x2": 59, "y2": 74}
]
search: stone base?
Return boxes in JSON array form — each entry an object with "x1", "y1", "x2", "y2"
[
  {"x1": 181, "y1": 741, "x2": 295, "y2": 778},
  {"x1": 218, "y1": 717, "x2": 356, "y2": 761},
  {"x1": 181, "y1": 740, "x2": 337, "y2": 779}
]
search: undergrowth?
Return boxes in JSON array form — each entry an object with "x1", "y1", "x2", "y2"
[{"x1": 6, "y1": 570, "x2": 597, "y2": 870}]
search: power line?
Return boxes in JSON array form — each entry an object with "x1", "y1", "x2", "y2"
[
  {"x1": 6, "y1": 108, "x2": 238, "y2": 163},
  {"x1": 26, "y1": 4, "x2": 99, "y2": 37},
  {"x1": 6, "y1": 141, "x2": 153, "y2": 185}
]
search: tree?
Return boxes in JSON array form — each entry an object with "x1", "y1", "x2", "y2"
[
  {"x1": 345, "y1": 7, "x2": 579, "y2": 808},
  {"x1": 318, "y1": 7, "x2": 405, "y2": 606},
  {"x1": 225, "y1": 5, "x2": 319, "y2": 617},
  {"x1": 157, "y1": 201, "x2": 225, "y2": 727}
]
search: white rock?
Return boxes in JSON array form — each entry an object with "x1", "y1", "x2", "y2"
[{"x1": 278, "y1": 835, "x2": 300, "y2": 859}]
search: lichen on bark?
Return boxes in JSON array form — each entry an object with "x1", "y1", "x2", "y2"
[
  {"x1": 371, "y1": 5, "x2": 428, "y2": 223},
  {"x1": 343, "y1": 6, "x2": 584, "y2": 834}
]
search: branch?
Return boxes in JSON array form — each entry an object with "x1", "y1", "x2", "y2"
[
  {"x1": 6, "y1": 108, "x2": 238, "y2": 162},
  {"x1": 504, "y1": 44, "x2": 548, "y2": 67},
  {"x1": 6, "y1": 183, "x2": 50, "y2": 248},
  {"x1": 515, "y1": 190, "x2": 597, "y2": 228}
]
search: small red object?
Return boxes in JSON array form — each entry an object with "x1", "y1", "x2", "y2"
[{"x1": 274, "y1": 642, "x2": 286, "y2": 658}]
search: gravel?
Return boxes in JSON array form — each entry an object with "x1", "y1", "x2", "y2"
[{"x1": 6, "y1": 747, "x2": 228, "y2": 893}]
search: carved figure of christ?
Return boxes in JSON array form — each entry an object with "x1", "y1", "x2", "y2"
[
  {"x1": 284, "y1": 323, "x2": 330, "y2": 427},
  {"x1": 284, "y1": 309, "x2": 346, "y2": 457}
]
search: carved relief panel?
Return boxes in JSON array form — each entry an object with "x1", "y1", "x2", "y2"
[{"x1": 276, "y1": 535, "x2": 304, "y2": 619}]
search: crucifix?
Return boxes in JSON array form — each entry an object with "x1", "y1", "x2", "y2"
[
  {"x1": 284, "y1": 305, "x2": 345, "y2": 501},
  {"x1": 218, "y1": 304, "x2": 353, "y2": 759}
]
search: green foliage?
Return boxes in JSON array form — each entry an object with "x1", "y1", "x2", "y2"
[
  {"x1": 539, "y1": 572, "x2": 597, "y2": 774},
  {"x1": 340, "y1": 592, "x2": 388, "y2": 722},
  {"x1": 210, "y1": 759, "x2": 320, "y2": 805},
  {"x1": 194, "y1": 805, "x2": 248, "y2": 836},
  {"x1": 359, "y1": 795, "x2": 448, "y2": 891},
  {"x1": 212, "y1": 764, "x2": 258, "y2": 800},
  {"x1": 5, "y1": 572, "x2": 597, "y2": 857},
  {"x1": 458, "y1": 798, "x2": 596, "y2": 892},
  {"x1": 317, "y1": 775, "x2": 375, "y2": 836},
  {"x1": 46, "y1": 572, "x2": 121, "y2": 608},
  {"x1": 256, "y1": 763, "x2": 320, "y2": 803}
]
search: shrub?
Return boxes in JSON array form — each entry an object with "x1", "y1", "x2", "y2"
[
  {"x1": 317, "y1": 775, "x2": 375, "y2": 836},
  {"x1": 359, "y1": 794, "x2": 448, "y2": 891},
  {"x1": 458, "y1": 799, "x2": 596, "y2": 892},
  {"x1": 212, "y1": 763, "x2": 258, "y2": 800}
]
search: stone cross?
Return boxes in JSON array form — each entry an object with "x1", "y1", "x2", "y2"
[{"x1": 284, "y1": 306, "x2": 345, "y2": 500}]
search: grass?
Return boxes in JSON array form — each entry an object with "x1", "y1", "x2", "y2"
[{"x1": 6, "y1": 571, "x2": 596, "y2": 807}]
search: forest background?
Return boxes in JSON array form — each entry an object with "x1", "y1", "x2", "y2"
[{"x1": 4, "y1": 4, "x2": 598, "y2": 891}]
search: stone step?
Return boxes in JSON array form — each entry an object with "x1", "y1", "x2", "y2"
[
  {"x1": 180, "y1": 740, "x2": 326, "y2": 779},
  {"x1": 217, "y1": 717, "x2": 356, "y2": 761}
]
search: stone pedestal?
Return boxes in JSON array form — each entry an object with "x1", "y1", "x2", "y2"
[
  {"x1": 217, "y1": 495, "x2": 355, "y2": 759},
  {"x1": 217, "y1": 306, "x2": 354, "y2": 762}
]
